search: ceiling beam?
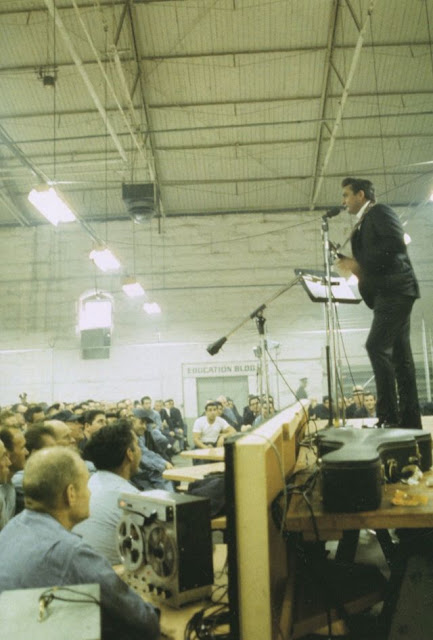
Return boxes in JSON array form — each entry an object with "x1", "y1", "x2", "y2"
[
  {"x1": 1, "y1": 90, "x2": 433, "y2": 121},
  {"x1": 1, "y1": 41, "x2": 431, "y2": 75},
  {"x1": 0, "y1": 0, "x2": 181, "y2": 17},
  {"x1": 309, "y1": 0, "x2": 340, "y2": 204},
  {"x1": 3, "y1": 130, "x2": 433, "y2": 153},
  {"x1": 310, "y1": 0, "x2": 376, "y2": 208}
]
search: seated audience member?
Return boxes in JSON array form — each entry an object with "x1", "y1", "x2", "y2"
[
  {"x1": 355, "y1": 392, "x2": 377, "y2": 418},
  {"x1": 154, "y1": 399, "x2": 184, "y2": 452},
  {"x1": 73, "y1": 421, "x2": 142, "y2": 564},
  {"x1": 0, "y1": 425, "x2": 29, "y2": 523},
  {"x1": 132, "y1": 408, "x2": 172, "y2": 460},
  {"x1": 252, "y1": 399, "x2": 276, "y2": 428},
  {"x1": 13, "y1": 424, "x2": 56, "y2": 514},
  {"x1": 0, "y1": 410, "x2": 22, "y2": 429},
  {"x1": 242, "y1": 395, "x2": 261, "y2": 427},
  {"x1": 345, "y1": 385, "x2": 365, "y2": 418},
  {"x1": 216, "y1": 395, "x2": 241, "y2": 430},
  {"x1": 24, "y1": 405, "x2": 46, "y2": 426},
  {"x1": 164, "y1": 399, "x2": 188, "y2": 449},
  {"x1": 0, "y1": 440, "x2": 12, "y2": 530},
  {"x1": 226, "y1": 397, "x2": 242, "y2": 429},
  {"x1": 140, "y1": 396, "x2": 163, "y2": 429},
  {"x1": 79, "y1": 410, "x2": 107, "y2": 451},
  {"x1": 311, "y1": 396, "x2": 331, "y2": 420},
  {"x1": 0, "y1": 447, "x2": 160, "y2": 640},
  {"x1": 46, "y1": 403, "x2": 63, "y2": 417},
  {"x1": 192, "y1": 402, "x2": 236, "y2": 450},
  {"x1": 44, "y1": 419, "x2": 75, "y2": 448},
  {"x1": 129, "y1": 417, "x2": 174, "y2": 492},
  {"x1": 51, "y1": 410, "x2": 85, "y2": 448}
]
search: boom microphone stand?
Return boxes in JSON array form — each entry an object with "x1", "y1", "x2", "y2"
[{"x1": 207, "y1": 275, "x2": 302, "y2": 358}]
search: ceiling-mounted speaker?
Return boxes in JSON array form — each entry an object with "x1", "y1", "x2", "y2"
[
  {"x1": 80, "y1": 328, "x2": 111, "y2": 360},
  {"x1": 122, "y1": 183, "x2": 157, "y2": 222}
]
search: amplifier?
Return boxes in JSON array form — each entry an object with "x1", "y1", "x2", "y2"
[{"x1": 117, "y1": 490, "x2": 214, "y2": 607}]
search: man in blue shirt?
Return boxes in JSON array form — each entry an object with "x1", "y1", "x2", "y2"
[{"x1": 0, "y1": 446, "x2": 160, "y2": 640}]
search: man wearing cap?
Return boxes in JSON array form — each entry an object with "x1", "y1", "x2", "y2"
[
  {"x1": 129, "y1": 412, "x2": 174, "y2": 491},
  {"x1": 346, "y1": 386, "x2": 365, "y2": 419},
  {"x1": 295, "y1": 378, "x2": 309, "y2": 400}
]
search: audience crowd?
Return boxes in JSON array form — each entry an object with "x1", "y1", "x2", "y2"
[{"x1": 0, "y1": 383, "x2": 419, "y2": 637}]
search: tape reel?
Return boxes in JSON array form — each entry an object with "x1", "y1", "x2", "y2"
[
  {"x1": 146, "y1": 523, "x2": 177, "y2": 579},
  {"x1": 117, "y1": 514, "x2": 146, "y2": 571}
]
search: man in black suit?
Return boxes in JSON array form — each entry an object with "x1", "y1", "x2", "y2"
[{"x1": 336, "y1": 177, "x2": 421, "y2": 429}]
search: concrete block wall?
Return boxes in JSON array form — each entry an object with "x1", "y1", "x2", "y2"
[{"x1": 0, "y1": 207, "x2": 430, "y2": 412}]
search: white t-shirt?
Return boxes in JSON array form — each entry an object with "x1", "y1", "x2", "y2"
[{"x1": 192, "y1": 415, "x2": 229, "y2": 444}]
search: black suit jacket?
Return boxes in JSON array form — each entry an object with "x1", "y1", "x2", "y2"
[{"x1": 350, "y1": 203, "x2": 419, "y2": 309}]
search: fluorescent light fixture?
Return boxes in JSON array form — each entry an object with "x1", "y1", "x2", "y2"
[
  {"x1": 89, "y1": 247, "x2": 121, "y2": 272},
  {"x1": 28, "y1": 185, "x2": 76, "y2": 225},
  {"x1": 403, "y1": 232, "x2": 411, "y2": 245},
  {"x1": 143, "y1": 302, "x2": 161, "y2": 314},
  {"x1": 429, "y1": 192, "x2": 433, "y2": 202},
  {"x1": 347, "y1": 274, "x2": 359, "y2": 285},
  {"x1": 122, "y1": 279, "x2": 145, "y2": 297},
  {"x1": 79, "y1": 298, "x2": 113, "y2": 330}
]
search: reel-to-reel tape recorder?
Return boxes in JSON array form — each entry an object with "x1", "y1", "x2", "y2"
[{"x1": 117, "y1": 490, "x2": 214, "y2": 607}]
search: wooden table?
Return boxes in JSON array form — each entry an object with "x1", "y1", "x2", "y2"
[
  {"x1": 180, "y1": 447, "x2": 224, "y2": 461},
  {"x1": 286, "y1": 467, "x2": 433, "y2": 541},
  {"x1": 163, "y1": 461, "x2": 225, "y2": 483},
  {"x1": 286, "y1": 421, "x2": 433, "y2": 540}
]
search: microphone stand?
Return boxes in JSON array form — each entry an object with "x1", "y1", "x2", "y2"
[
  {"x1": 255, "y1": 310, "x2": 271, "y2": 406},
  {"x1": 207, "y1": 275, "x2": 302, "y2": 357},
  {"x1": 321, "y1": 214, "x2": 342, "y2": 426}
]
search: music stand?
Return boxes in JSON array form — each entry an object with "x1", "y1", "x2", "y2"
[
  {"x1": 295, "y1": 268, "x2": 362, "y2": 304},
  {"x1": 295, "y1": 268, "x2": 362, "y2": 426}
]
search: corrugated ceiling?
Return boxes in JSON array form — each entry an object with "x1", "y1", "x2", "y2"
[{"x1": 0, "y1": 0, "x2": 432, "y2": 230}]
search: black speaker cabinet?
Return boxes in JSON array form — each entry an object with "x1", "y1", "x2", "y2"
[
  {"x1": 117, "y1": 490, "x2": 214, "y2": 607},
  {"x1": 80, "y1": 328, "x2": 111, "y2": 360}
]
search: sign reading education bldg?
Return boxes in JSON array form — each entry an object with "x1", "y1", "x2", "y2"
[{"x1": 183, "y1": 362, "x2": 257, "y2": 377}]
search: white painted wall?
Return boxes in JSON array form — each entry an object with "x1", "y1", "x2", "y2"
[{"x1": 0, "y1": 207, "x2": 431, "y2": 414}]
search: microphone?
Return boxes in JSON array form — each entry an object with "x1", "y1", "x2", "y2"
[
  {"x1": 325, "y1": 207, "x2": 342, "y2": 218},
  {"x1": 207, "y1": 336, "x2": 227, "y2": 356}
]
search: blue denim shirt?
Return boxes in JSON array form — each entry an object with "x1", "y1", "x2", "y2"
[{"x1": 0, "y1": 510, "x2": 159, "y2": 640}]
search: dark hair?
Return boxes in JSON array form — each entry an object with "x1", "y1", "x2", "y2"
[
  {"x1": 83, "y1": 409, "x2": 105, "y2": 425},
  {"x1": 341, "y1": 177, "x2": 375, "y2": 201},
  {"x1": 248, "y1": 396, "x2": 260, "y2": 406},
  {"x1": 0, "y1": 427, "x2": 17, "y2": 452},
  {"x1": 205, "y1": 401, "x2": 218, "y2": 411},
  {"x1": 141, "y1": 396, "x2": 151, "y2": 403},
  {"x1": 83, "y1": 420, "x2": 136, "y2": 470},
  {"x1": 24, "y1": 406, "x2": 45, "y2": 424},
  {"x1": 25, "y1": 425, "x2": 55, "y2": 454},
  {"x1": 47, "y1": 403, "x2": 61, "y2": 413}
]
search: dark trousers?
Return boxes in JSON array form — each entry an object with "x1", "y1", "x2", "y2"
[{"x1": 365, "y1": 294, "x2": 421, "y2": 428}]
